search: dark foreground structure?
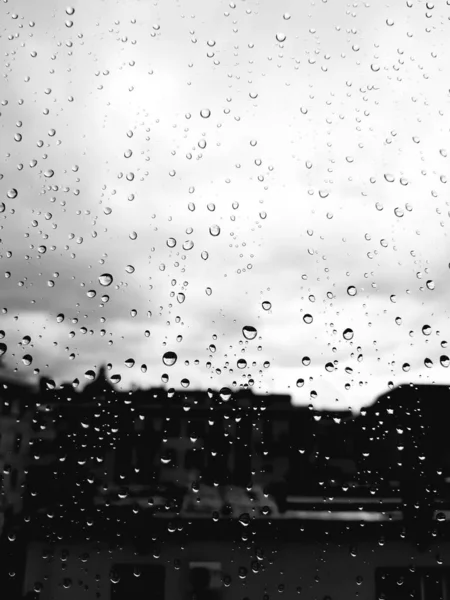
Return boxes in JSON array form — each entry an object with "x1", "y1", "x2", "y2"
[{"x1": 1, "y1": 370, "x2": 450, "y2": 599}]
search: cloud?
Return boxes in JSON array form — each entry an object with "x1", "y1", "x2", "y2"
[{"x1": 1, "y1": 0, "x2": 449, "y2": 409}]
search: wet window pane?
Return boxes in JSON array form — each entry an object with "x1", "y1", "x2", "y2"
[{"x1": 1, "y1": 0, "x2": 450, "y2": 598}]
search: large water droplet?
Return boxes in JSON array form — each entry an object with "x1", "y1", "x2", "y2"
[
  {"x1": 162, "y1": 351, "x2": 177, "y2": 367},
  {"x1": 219, "y1": 387, "x2": 232, "y2": 401},
  {"x1": 99, "y1": 273, "x2": 113, "y2": 287},
  {"x1": 343, "y1": 328, "x2": 354, "y2": 340},
  {"x1": 242, "y1": 326, "x2": 257, "y2": 340}
]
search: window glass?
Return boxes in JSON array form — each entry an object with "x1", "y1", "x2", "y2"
[{"x1": 1, "y1": 1, "x2": 449, "y2": 599}]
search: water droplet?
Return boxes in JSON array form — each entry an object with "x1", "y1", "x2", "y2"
[
  {"x1": 242, "y1": 326, "x2": 257, "y2": 340},
  {"x1": 276, "y1": 32, "x2": 286, "y2": 42},
  {"x1": 162, "y1": 351, "x2": 177, "y2": 367},
  {"x1": 111, "y1": 374, "x2": 121, "y2": 384},
  {"x1": 347, "y1": 286, "x2": 357, "y2": 296},
  {"x1": 85, "y1": 370, "x2": 96, "y2": 380},
  {"x1": 0, "y1": 343, "x2": 7, "y2": 356},
  {"x1": 303, "y1": 314, "x2": 313, "y2": 324},
  {"x1": 125, "y1": 358, "x2": 135, "y2": 368},
  {"x1": 343, "y1": 328, "x2": 354, "y2": 340},
  {"x1": 99, "y1": 274, "x2": 113, "y2": 287},
  {"x1": 440, "y1": 355, "x2": 449, "y2": 368},
  {"x1": 7, "y1": 189, "x2": 18, "y2": 199},
  {"x1": 422, "y1": 324, "x2": 432, "y2": 336},
  {"x1": 296, "y1": 378, "x2": 304, "y2": 388},
  {"x1": 125, "y1": 265, "x2": 135, "y2": 274},
  {"x1": 22, "y1": 354, "x2": 32, "y2": 366},
  {"x1": 262, "y1": 300, "x2": 272, "y2": 310},
  {"x1": 237, "y1": 358, "x2": 247, "y2": 369},
  {"x1": 110, "y1": 570, "x2": 120, "y2": 584},
  {"x1": 384, "y1": 173, "x2": 395, "y2": 183},
  {"x1": 209, "y1": 224, "x2": 221, "y2": 236},
  {"x1": 182, "y1": 240, "x2": 194, "y2": 251},
  {"x1": 200, "y1": 108, "x2": 211, "y2": 118},
  {"x1": 426, "y1": 280, "x2": 435, "y2": 290},
  {"x1": 219, "y1": 387, "x2": 232, "y2": 401}
]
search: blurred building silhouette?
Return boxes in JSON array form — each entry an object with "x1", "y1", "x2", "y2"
[{"x1": 1, "y1": 369, "x2": 450, "y2": 599}]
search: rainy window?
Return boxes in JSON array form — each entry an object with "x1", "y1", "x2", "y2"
[{"x1": 1, "y1": 0, "x2": 450, "y2": 599}]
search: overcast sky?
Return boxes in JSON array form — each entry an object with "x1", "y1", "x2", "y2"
[{"x1": 0, "y1": 0, "x2": 449, "y2": 410}]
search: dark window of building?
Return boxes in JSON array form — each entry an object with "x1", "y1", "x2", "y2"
[
  {"x1": 14, "y1": 433, "x2": 22, "y2": 454},
  {"x1": 185, "y1": 448, "x2": 204, "y2": 471},
  {"x1": 163, "y1": 417, "x2": 181, "y2": 438},
  {"x1": 376, "y1": 567, "x2": 450, "y2": 600},
  {"x1": 187, "y1": 419, "x2": 206, "y2": 439},
  {"x1": 11, "y1": 468, "x2": 18, "y2": 490},
  {"x1": 110, "y1": 564, "x2": 165, "y2": 600}
]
